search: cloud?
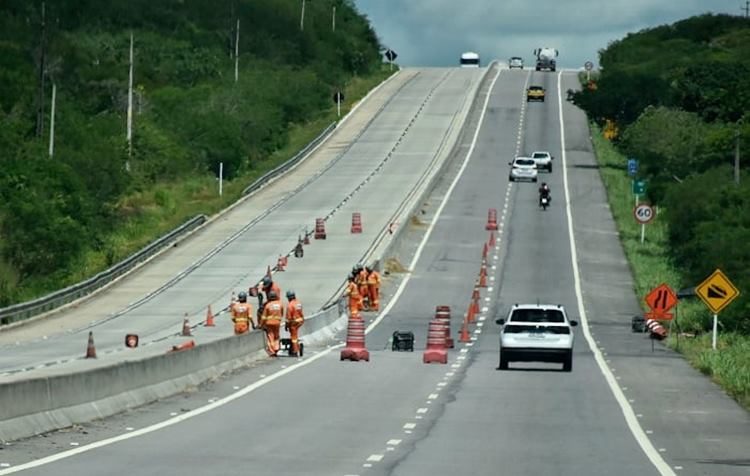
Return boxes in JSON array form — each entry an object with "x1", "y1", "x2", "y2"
[{"x1": 355, "y1": 0, "x2": 743, "y2": 68}]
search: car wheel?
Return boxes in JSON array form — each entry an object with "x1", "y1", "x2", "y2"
[
  {"x1": 509, "y1": 176, "x2": 514, "y2": 182},
  {"x1": 532, "y1": 177, "x2": 537, "y2": 183},
  {"x1": 547, "y1": 164, "x2": 553, "y2": 173},
  {"x1": 562, "y1": 351, "x2": 573, "y2": 372},
  {"x1": 499, "y1": 351, "x2": 509, "y2": 370}
]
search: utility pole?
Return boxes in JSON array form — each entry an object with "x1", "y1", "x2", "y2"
[
  {"x1": 742, "y1": 1, "x2": 750, "y2": 18},
  {"x1": 332, "y1": 5, "x2": 336, "y2": 32},
  {"x1": 36, "y1": 1, "x2": 47, "y2": 138},
  {"x1": 300, "y1": 0, "x2": 306, "y2": 31},
  {"x1": 234, "y1": 18, "x2": 240, "y2": 83},
  {"x1": 126, "y1": 31, "x2": 134, "y2": 171},
  {"x1": 48, "y1": 83, "x2": 56, "y2": 158},
  {"x1": 735, "y1": 127, "x2": 741, "y2": 185}
]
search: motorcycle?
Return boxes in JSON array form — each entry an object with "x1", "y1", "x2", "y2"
[{"x1": 539, "y1": 194, "x2": 550, "y2": 210}]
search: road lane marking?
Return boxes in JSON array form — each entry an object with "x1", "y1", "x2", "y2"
[
  {"x1": 557, "y1": 71, "x2": 676, "y2": 476},
  {"x1": 387, "y1": 439, "x2": 402, "y2": 446},
  {"x1": 366, "y1": 454, "x2": 384, "y2": 462},
  {"x1": 403, "y1": 423, "x2": 416, "y2": 430},
  {"x1": 0, "y1": 67, "x2": 504, "y2": 476}
]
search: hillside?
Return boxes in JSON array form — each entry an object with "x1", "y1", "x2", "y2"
[{"x1": 0, "y1": 0, "x2": 386, "y2": 305}]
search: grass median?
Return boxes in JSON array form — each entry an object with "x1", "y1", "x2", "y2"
[{"x1": 590, "y1": 125, "x2": 750, "y2": 410}]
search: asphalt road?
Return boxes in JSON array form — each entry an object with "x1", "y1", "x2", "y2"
[
  {"x1": 0, "y1": 67, "x2": 483, "y2": 377},
  {"x1": 1, "y1": 68, "x2": 748, "y2": 475}
]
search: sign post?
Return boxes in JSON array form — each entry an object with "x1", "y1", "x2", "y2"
[
  {"x1": 332, "y1": 91, "x2": 345, "y2": 118},
  {"x1": 384, "y1": 49, "x2": 398, "y2": 71},
  {"x1": 584, "y1": 61, "x2": 593, "y2": 81},
  {"x1": 695, "y1": 269, "x2": 740, "y2": 350},
  {"x1": 633, "y1": 203, "x2": 654, "y2": 243}
]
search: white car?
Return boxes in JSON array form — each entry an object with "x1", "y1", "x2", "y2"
[
  {"x1": 508, "y1": 157, "x2": 538, "y2": 182},
  {"x1": 509, "y1": 56, "x2": 524, "y2": 69},
  {"x1": 496, "y1": 303, "x2": 577, "y2": 371},
  {"x1": 531, "y1": 151, "x2": 554, "y2": 172}
]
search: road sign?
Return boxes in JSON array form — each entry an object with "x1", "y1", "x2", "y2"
[
  {"x1": 632, "y1": 179, "x2": 646, "y2": 195},
  {"x1": 633, "y1": 204, "x2": 654, "y2": 224},
  {"x1": 627, "y1": 158, "x2": 638, "y2": 177},
  {"x1": 696, "y1": 269, "x2": 740, "y2": 314},
  {"x1": 332, "y1": 91, "x2": 344, "y2": 103},
  {"x1": 384, "y1": 49, "x2": 398, "y2": 61},
  {"x1": 644, "y1": 283, "x2": 678, "y2": 320},
  {"x1": 584, "y1": 61, "x2": 593, "y2": 71}
]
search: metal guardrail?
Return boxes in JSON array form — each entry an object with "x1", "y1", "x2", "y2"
[
  {"x1": 0, "y1": 215, "x2": 208, "y2": 326},
  {"x1": 242, "y1": 122, "x2": 337, "y2": 196},
  {"x1": 0, "y1": 121, "x2": 340, "y2": 328}
]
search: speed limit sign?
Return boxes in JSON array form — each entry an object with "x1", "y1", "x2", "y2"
[
  {"x1": 584, "y1": 61, "x2": 594, "y2": 71},
  {"x1": 634, "y1": 204, "x2": 654, "y2": 224}
]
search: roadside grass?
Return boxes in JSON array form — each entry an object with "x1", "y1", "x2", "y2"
[
  {"x1": 590, "y1": 125, "x2": 750, "y2": 410},
  {"x1": 25, "y1": 66, "x2": 395, "y2": 298}
]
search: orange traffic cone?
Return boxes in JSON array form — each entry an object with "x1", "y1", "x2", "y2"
[
  {"x1": 205, "y1": 305, "x2": 215, "y2": 327},
  {"x1": 489, "y1": 230, "x2": 496, "y2": 247},
  {"x1": 467, "y1": 300, "x2": 476, "y2": 324},
  {"x1": 230, "y1": 291, "x2": 236, "y2": 306},
  {"x1": 181, "y1": 314, "x2": 192, "y2": 336},
  {"x1": 303, "y1": 228, "x2": 310, "y2": 245},
  {"x1": 266, "y1": 265, "x2": 272, "y2": 279},
  {"x1": 478, "y1": 262, "x2": 487, "y2": 288},
  {"x1": 85, "y1": 331, "x2": 97, "y2": 359},
  {"x1": 459, "y1": 317, "x2": 471, "y2": 343},
  {"x1": 169, "y1": 340, "x2": 196, "y2": 353},
  {"x1": 482, "y1": 242, "x2": 488, "y2": 259}
]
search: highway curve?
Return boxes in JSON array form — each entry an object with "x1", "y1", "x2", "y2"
[
  {"x1": 0, "y1": 67, "x2": 483, "y2": 376},
  {"x1": 1, "y1": 67, "x2": 748, "y2": 476}
]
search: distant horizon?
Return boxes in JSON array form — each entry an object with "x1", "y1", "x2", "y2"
[{"x1": 355, "y1": 0, "x2": 745, "y2": 69}]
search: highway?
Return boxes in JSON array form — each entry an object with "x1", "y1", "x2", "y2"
[
  {"x1": 1, "y1": 67, "x2": 748, "y2": 476},
  {"x1": 0, "y1": 67, "x2": 483, "y2": 376}
]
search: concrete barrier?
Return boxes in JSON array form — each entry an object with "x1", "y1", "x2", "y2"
[{"x1": 0, "y1": 65, "x2": 497, "y2": 443}]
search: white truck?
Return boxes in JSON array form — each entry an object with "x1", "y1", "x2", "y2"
[{"x1": 534, "y1": 47, "x2": 558, "y2": 72}]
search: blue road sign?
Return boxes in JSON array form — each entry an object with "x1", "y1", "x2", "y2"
[{"x1": 627, "y1": 158, "x2": 638, "y2": 177}]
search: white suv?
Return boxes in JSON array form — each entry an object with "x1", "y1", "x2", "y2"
[
  {"x1": 530, "y1": 151, "x2": 554, "y2": 173},
  {"x1": 508, "y1": 157, "x2": 538, "y2": 182},
  {"x1": 496, "y1": 304, "x2": 577, "y2": 371}
]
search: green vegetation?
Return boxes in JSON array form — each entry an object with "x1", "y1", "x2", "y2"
[
  {"x1": 578, "y1": 14, "x2": 750, "y2": 408},
  {"x1": 0, "y1": 0, "x2": 388, "y2": 305}
]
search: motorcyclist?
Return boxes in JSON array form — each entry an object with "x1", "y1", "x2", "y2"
[{"x1": 538, "y1": 182, "x2": 551, "y2": 207}]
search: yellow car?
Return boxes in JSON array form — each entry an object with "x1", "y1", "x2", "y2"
[{"x1": 526, "y1": 85, "x2": 545, "y2": 102}]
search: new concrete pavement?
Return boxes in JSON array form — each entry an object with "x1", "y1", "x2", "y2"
[
  {"x1": 0, "y1": 68, "x2": 747, "y2": 476},
  {"x1": 0, "y1": 67, "x2": 484, "y2": 377}
]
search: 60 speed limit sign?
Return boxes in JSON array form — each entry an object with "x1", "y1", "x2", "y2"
[{"x1": 634, "y1": 204, "x2": 654, "y2": 224}]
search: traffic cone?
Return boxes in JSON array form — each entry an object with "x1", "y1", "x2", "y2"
[
  {"x1": 85, "y1": 331, "x2": 97, "y2": 359},
  {"x1": 205, "y1": 305, "x2": 215, "y2": 327},
  {"x1": 340, "y1": 318, "x2": 370, "y2": 361},
  {"x1": 169, "y1": 340, "x2": 196, "y2": 353},
  {"x1": 467, "y1": 300, "x2": 476, "y2": 324},
  {"x1": 478, "y1": 262, "x2": 487, "y2": 288},
  {"x1": 181, "y1": 314, "x2": 192, "y2": 336},
  {"x1": 266, "y1": 265, "x2": 272, "y2": 279},
  {"x1": 423, "y1": 320, "x2": 448, "y2": 364},
  {"x1": 459, "y1": 317, "x2": 471, "y2": 343},
  {"x1": 351, "y1": 212, "x2": 363, "y2": 233},
  {"x1": 303, "y1": 228, "x2": 310, "y2": 245},
  {"x1": 482, "y1": 242, "x2": 488, "y2": 259},
  {"x1": 485, "y1": 208, "x2": 498, "y2": 231},
  {"x1": 277, "y1": 255, "x2": 286, "y2": 271},
  {"x1": 489, "y1": 230, "x2": 496, "y2": 247},
  {"x1": 230, "y1": 291, "x2": 236, "y2": 306}
]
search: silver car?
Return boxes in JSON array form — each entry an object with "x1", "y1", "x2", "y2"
[
  {"x1": 508, "y1": 157, "x2": 538, "y2": 182},
  {"x1": 509, "y1": 56, "x2": 524, "y2": 69}
]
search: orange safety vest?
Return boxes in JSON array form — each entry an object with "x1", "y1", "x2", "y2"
[
  {"x1": 367, "y1": 270, "x2": 381, "y2": 287},
  {"x1": 286, "y1": 299, "x2": 304, "y2": 325},
  {"x1": 345, "y1": 281, "x2": 360, "y2": 299},
  {"x1": 261, "y1": 300, "x2": 283, "y2": 323},
  {"x1": 262, "y1": 283, "x2": 282, "y2": 300},
  {"x1": 356, "y1": 269, "x2": 368, "y2": 286},
  {"x1": 231, "y1": 301, "x2": 253, "y2": 323}
]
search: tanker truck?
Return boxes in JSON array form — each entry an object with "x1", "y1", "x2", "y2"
[{"x1": 534, "y1": 47, "x2": 558, "y2": 71}]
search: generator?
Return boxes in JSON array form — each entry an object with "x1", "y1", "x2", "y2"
[
  {"x1": 391, "y1": 330, "x2": 414, "y2": 352},
  {"x1": 280, "y1": 338, "x2": 304, "y2": 357}
]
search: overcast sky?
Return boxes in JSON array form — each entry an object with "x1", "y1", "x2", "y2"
[{"x1": 354, "y1": 1, "x2": 746, "y2": 68}]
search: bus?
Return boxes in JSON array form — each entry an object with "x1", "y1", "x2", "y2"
[{"x1": 460, "y1": 52, "x2": 480, "y2": 68}]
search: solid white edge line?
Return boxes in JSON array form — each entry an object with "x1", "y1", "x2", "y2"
[
  {"x1": 557, "y1": 71, "x2": 676, "y2": 476},
  {"x1": 1, "y1": 67, "x2": 500, "y2": 475}
]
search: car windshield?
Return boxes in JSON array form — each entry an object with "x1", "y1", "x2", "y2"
[
  {"x1": 515, "y1": 159, "x2": 535, "y2": 167},
  {"x1": 509, "y1": 309, "x2": 565, "y2": 323},
  {"x1": 511, "y1": 57, "x2": 522, "y2": 62},
  {"x1": 532, "y1": 152, "x2": 548, "y2": 158},
  {"x1": 529, "y1": 86, "x2": 543, "y2": 91}
]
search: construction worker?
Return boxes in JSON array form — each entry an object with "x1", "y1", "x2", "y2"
[
  {"x1": 260, "y1": 290, "x2": 283, "y2": 356},
  {"x1": 260, "y1": 276, "x2": 282, "y2": 302},
  {"x1": 354, "y1": 264, "x2": 369, "y2": 310},
  {"x1": 366, "y1": 265, "x2": 381, "y2": 311},
  {"x1": 344, "y1": 273, "x2": 363, "y2": 319},
  {"x1": 230, "y1": 291, "x2": 253, "y2": 334},
  {"x1": 284, "y1": 290, "x2": 304, "y2": 357}
]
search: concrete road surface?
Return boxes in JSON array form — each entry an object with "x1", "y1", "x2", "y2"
[
  {"x1": 1, "y1": 69, "x2": 748, "y2": 476},
  {"x1": 0, "y1": 67, "x2": 484, "y2": 377}
]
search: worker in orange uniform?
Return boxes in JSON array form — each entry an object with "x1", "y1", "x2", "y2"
[
  {"x1": 344, "y1": 273, "x2": 363, "y2": 319},
  {"x1": 354, "y1": 264, "x2": 369, "y2": 310},
  {"x1": 260, "y1": 276, "x2": 281, "y2": 303},
  {"x1": 260, "y1": 290, "x2": 283, "y2": 356},
  {"x1": 230, "y1": 291, "x2": 253, "y2": 334},
  {"x1": 366, "y1": 265, "x2": 381, "y2": 311},
  {"x1": 284, "y1": 290, "x2": 304, "y2": 357}
]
